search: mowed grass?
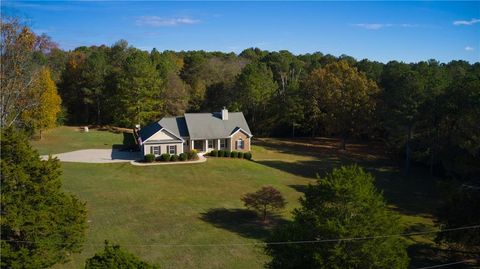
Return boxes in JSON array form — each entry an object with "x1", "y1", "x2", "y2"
[
  {"x1": 32, "y1": 127, "x2": 442, "y2": 269},
  {"x1": 30, "y1": 126, "x2": 125, "y2": 155}
]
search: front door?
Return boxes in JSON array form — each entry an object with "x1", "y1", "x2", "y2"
[{"x1": 194, "y1": 140, "x2": 203, "y2": 151}]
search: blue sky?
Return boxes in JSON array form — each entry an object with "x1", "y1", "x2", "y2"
[{"x1": 2, "y1": 1, "x2": 479, "y2": 63}]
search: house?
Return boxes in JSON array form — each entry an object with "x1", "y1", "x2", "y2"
[{"x1": 137, "y1": 108, "x2": 252, "y2": 156}]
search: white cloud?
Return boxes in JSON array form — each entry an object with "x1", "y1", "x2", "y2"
[
  {"x1": 465, "y1": 46, "x2": 475, "y2": 51},
  {"x1": 353, "y1": 23, "x2": 391, "y2": 30},
  {"x1": 453, "y1": 18, "x2": 480, "y2": 26},
  {"x1": 136, "y1": 16, "x2": 200, "y2": 27},
  {"x1": 352, "y1": 23, "x2": 420, "y2": 30}
]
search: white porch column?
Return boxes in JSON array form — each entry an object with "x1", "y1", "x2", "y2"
[
  {"x1": 217, "y1": 139, "x2": 220, "y2": 150},
  {"x1": 205, "y1": 139, "x2": 208, "y2": 152},
  {"x1": 190, "y1": 139, "x2": 194, "y2": 151}
]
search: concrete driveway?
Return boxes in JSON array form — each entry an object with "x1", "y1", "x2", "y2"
[{"x1": 41, "y1": 149, "x2": 141, "y2": 163}]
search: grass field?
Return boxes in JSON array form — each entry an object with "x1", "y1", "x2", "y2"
[
  {"x1": 31, "y1": 127, "x2": 448, "y2": 269},
  {"x1": 30, "y1": 126, "x2": 128, "y2": 155}
]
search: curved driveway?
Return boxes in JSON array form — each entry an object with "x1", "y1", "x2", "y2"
[{"x1": 41, "y1": 149, "x2": 141, "y2": 163}]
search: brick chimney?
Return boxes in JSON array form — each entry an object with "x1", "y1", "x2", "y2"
[{"x1": 221, "y1": 107, "x2": 228, "y2": 120}]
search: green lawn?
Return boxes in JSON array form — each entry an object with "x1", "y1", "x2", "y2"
[
  {"x1": 32, "y1": 127, "x2": 444, "y2": 269},
  {"x1": 30, "y1": 126, "x2": 127, "y2": 155}
]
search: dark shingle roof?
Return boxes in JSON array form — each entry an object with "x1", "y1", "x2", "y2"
[
  {"x1": 184, "y1": 112, "x2": 251, "y2": 139},
  {"x1": 159, "y1": 116, "x2": 189, "y2": 137},
  {"x1": 139, "y1": 112, "x2": 252, "y2": 142},
  {"x1": 138, "y1": 116, "x2": 188, "y2": 142},
  {"x1": 138, "y1": 122, "x2": 162, "y2": 142}
]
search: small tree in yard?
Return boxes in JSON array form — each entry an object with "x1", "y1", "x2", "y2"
[{"x1": 241, "y1": 186, "x2": 286, "y2": 222}]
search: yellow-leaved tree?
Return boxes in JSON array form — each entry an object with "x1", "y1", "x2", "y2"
[{"x1": 22, "y1": 67, "x2": 62, "y2": 139}]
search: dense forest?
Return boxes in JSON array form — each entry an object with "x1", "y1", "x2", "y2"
[{"x1": 2, "y1": 18, "x2": 480, "y2": 181}]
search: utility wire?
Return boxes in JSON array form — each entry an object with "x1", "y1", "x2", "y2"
[
  {"x1": 1, "y1": 224, "x2": 479, "y2": 248},
  {"x1": 415, "y1": 260, "x2": 476, "y2": 269}
]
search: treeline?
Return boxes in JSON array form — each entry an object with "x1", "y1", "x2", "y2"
[
  {"x1": 53, "y1": 42, "x2": 480, "y2": 180},
  {"x1": 2, "y1": 18, "x2": 479, "y2": 180}
]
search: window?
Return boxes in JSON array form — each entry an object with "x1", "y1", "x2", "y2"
[
  {"x1": 151, "y1": 146, "x2": 160, "y2": 155},
  {"x1": 236, "y1": 139, "x2": 244, "y2": 150},
  {"x1": 168, "y1": 145, "x2": 176, "y2": 155},
  {"x1": 208, "y1": 139, "x2": 214, "y2": 149},
  {"x1": 220, "y1": 139, "x2": 226, "y2": 149}
]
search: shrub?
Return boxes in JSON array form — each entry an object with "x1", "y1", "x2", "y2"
[
  {"x1": 218, "y1": 150, "x2": 225, "y2": 157},
  {"x1": 244, "y1": 152, "x2": 252, "y2": 160},
  {"x1": 179, "y1": 153, "x2": 187, "y2": 161},
  {"x1": 224, "y1": 150, "x2": 231, "y2": 157},
  {"x1": 159, "y1": 153, "x2": 171, "y2": 162},
  {"x1": 210, "y1": 150, "x2": 218, "y2": 157},
  {"x1": 85, "y1": 241, "x2": 159, "y2": 269},
  {"x1": 188, "y1": 149, "x2": 198, "y2": 160},
  {"x1": 170, "y1": 154, "x2": 179, "y2": 161},
  {"x1": 238, "y1": 152, "x2": 244, "y2": 159},
  {"x1": 144, "y1": 154, "x2": 155, "y2": 163},
  {"x1": 231, "y1": 151, "x2": 238, "y2": 158}
]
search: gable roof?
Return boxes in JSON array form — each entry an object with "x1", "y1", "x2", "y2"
[
  {"x1": 159, "y1": 116, "x2": 189, "y2": 137},
  {"x1": 184, "y1": 112, "x2": 252, "y2": 139},
  {"x1": 139, "y1": 111, "x2": 252, "y2": 142},
  {"x1": 138, "y1": 117, "x2": 187, "y2": 143}
]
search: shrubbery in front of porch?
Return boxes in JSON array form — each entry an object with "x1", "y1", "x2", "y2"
[
  {"x1": 142, "y1": 150, "x2": 198, "y2": 163},
  {"x1": 208, "y1": 150, "x2": 252, "y2": 160}
]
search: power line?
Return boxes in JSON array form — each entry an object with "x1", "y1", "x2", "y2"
[
  {"x1": 415, "y1": 260, "x2": 476, "y2": 269},
  {"x1": 1, "y1": 224, "x2": 479, "y2": 248}
]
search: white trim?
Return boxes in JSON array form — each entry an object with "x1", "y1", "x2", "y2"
[
  {"x1": 229, "y1": 128, "x2": 253, "y2": 138},
  {"x1": 143, "y1": 128, "x2": 185, "y2": 144}
]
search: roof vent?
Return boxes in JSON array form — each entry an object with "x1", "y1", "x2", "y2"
[{"x1": 221, "y1": 107, "x2": 228, "y2": 120}]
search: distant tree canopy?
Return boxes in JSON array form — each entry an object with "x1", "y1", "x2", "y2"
[
  {"x1": 265, "y1": 165, "x2": 409, "y2": 269},
  {"x1": 0, "y1": 128, "x2": 87, "y2": 268},
  {"x1": 52, "y1": 41, "x2": 479, "y2": 180},
  {"x1": 85, "y1": 241, "x2": 159, "y2": 269}
]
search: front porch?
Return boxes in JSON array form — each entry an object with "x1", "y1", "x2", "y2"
[{"x1": 189, "y1": 138, "x2": 230, "y2": 153}]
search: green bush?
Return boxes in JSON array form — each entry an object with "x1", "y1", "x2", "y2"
[
  {"x1": 188, "y1": 149, "x2": 198, "y2": 160},
  {"x1": 244, "y1": 152, "x2": 252, "y2": 160},
  {"x1": 144, "y1": 154, "x2": 155, "y2": 163},
  {"x1": 179, "y1": 153, "x2": 187, "y2": 161},
  {"x1": 231, "y1": 151, "x2": 238, "y2": 158},
  {"x1": 210, "y1": 150, "x2": 218, "y2": 157},
  {"x1": 238, "y1": 152, "x2": 244, "y2": 159},
  {"x1": 85, "y1": 241, "x2": 159, "y2": 269},
  {"x1": 170, "y1": 154, "x2": 179, "y2": 161},
  {"x1": 224, "y1": 150, "x2": 231, "y2": 157},
  {"x1": 159, "y1": 153, "x2": 171, "y2": 162},
  {"x1": 218, "y1": 150, "x2": 224, "y2": 157}
]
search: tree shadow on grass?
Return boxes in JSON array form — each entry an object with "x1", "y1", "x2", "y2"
[
  {"x1": 408, "y1": 243, "x2": 479, "y2": 269},
  {"x1": 112, "y1": 132, "x2": 138, "y2": 150},
  {"x1": 200, "y1": 208, "x2": 288, "y2": 241},
  {"x1": 256, "y1": 157, "x2": 441, "y2": 217},
  {"x1": 255, "y1": 159, "x2": 347, "y2": 179}
]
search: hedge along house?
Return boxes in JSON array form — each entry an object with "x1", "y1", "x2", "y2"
[{"x1": 137, "y1": 108, "x2": 253, "y2": 157}]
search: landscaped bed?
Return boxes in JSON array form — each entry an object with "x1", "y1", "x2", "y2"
[{"x1": 207, "y1": 150, "x2": 252, "y2": 160}]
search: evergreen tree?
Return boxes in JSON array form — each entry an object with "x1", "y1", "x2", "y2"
[
  {"x1": 117, "y1": 50, "x2": 163, "y2": 126},
  {"x1": 266, "y1": 165, "x2": 409, "y2": 269},
  {"x1": 1, "y1": 128, "x2": 87, "y2": 268}
]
